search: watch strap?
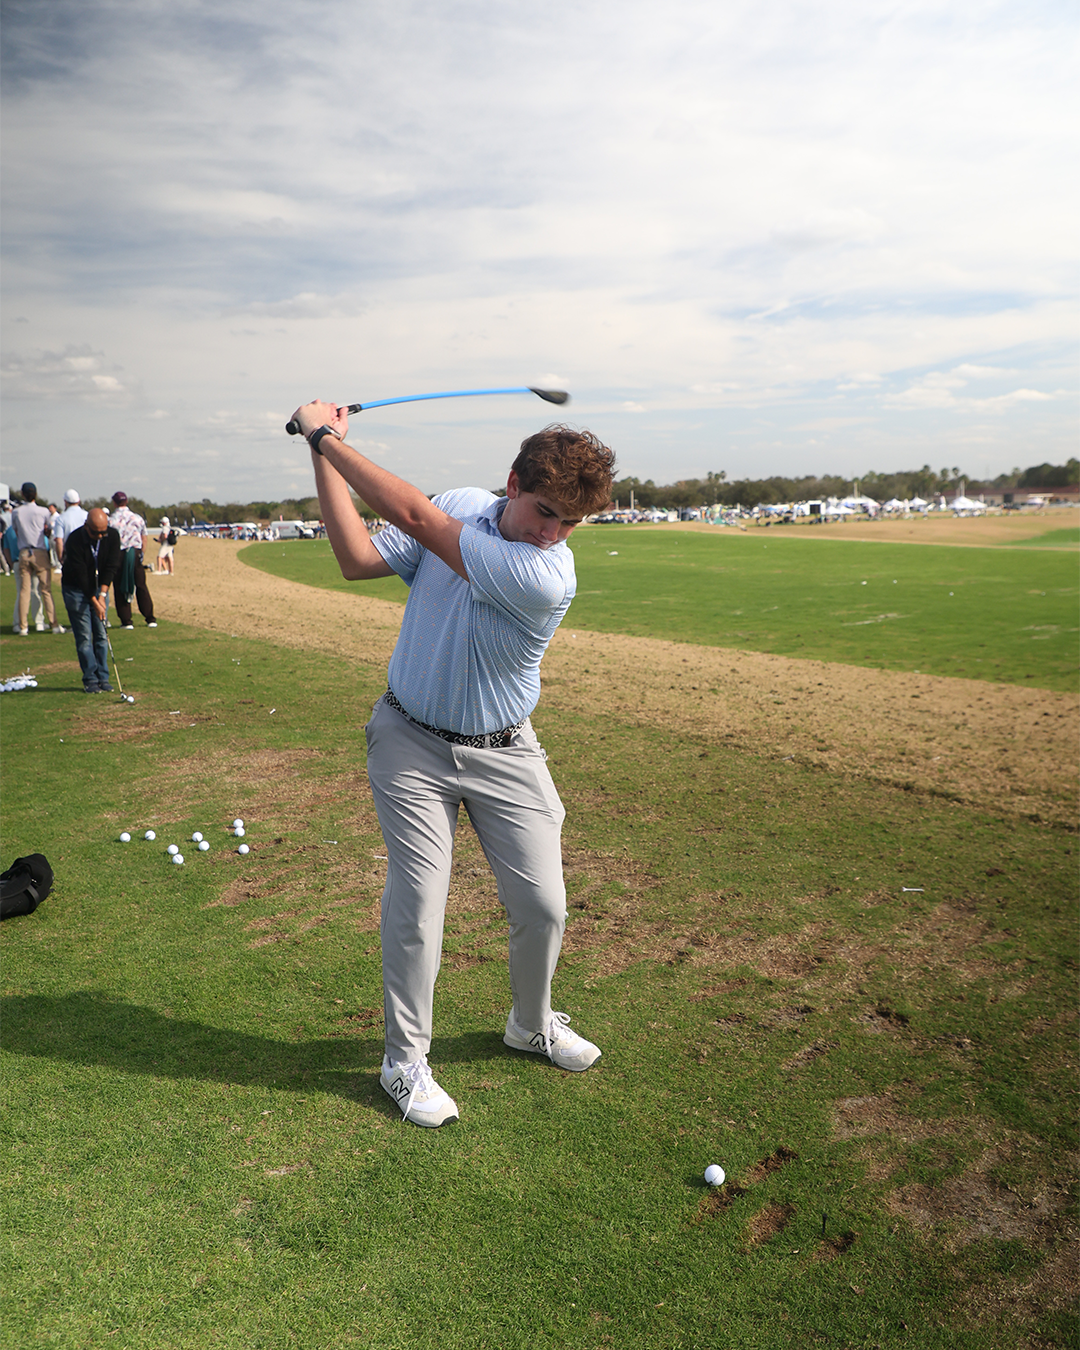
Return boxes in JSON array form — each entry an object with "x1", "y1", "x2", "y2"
[{"x1": 307, "y1": 425, "x2": 342, "y2": 455}]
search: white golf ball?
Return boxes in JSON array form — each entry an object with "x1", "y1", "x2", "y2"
[
  {"x1": 192, "y1": 831, "x2": 203, "y2": 842},
  {"x1": 172, "y1": 853, "x2": 184, "y2": 865},
  {"x1": 119, "y1": 832, "x2": 131, "y2": 843},
  {"x1": 198, "y1": 840, "x2": 210, "y2": 852},
  {"x1": 234, "y1": 826, "x2": 245, "y2": 838},
  {"x1": 233, "y1": 818, "x2": 244, "y2": 829},
  {"x1": 144, "y1": 830, "x2": 156, "y2": 841},
  {"x1": 237, "y1": 843, "x2": 249, "y2": 855},
  {"x1": 705, "y1": 1164, "x2": 725, "y2": 1187},
  {"x1": 127, "y1": 695, "x2": 135, "y2": 703},
  {"x1": 167, "y1": 844, "x2": 179, "y2": 855}
]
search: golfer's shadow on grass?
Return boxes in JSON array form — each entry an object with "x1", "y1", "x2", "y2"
[{"x1": 0, "y1": 991, "x2": 496, "y2": 1110}]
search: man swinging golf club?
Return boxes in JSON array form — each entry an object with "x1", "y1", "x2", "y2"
[{"x1": 293, "y1": 399, "x2": 615, "y2": 1127}]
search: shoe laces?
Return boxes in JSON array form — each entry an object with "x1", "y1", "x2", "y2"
[
  {"x1": 539, "y1": 1011, "x2": 577, "y2": 1055},
  {"x1": 394, "y1": 1056, "x2": 438, "y2": 1121}
]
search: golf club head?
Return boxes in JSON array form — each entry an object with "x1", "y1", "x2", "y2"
[{"x1": 529, "y1": 388, "x2": 570, "y2": 404}]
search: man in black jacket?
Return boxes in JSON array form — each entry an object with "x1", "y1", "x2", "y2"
[{"x1": 61, "y1": 508, "x2": 121, "y2": 693}]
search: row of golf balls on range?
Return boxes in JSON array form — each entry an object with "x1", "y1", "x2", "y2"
[{"x1": 118, "y1": 818, "x2": 250, "y2": 862}]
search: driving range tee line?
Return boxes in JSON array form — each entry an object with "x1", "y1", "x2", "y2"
[{"x1": 285, "y1": 386, "x2": 569, "y2": 436}]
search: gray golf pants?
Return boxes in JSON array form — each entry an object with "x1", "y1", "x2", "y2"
[{"x1": 365, "y1": 697, "x2": 567, "y2": 1064}]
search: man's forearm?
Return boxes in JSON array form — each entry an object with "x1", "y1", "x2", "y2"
[
  {"x1": 312, "y1": 451, "x2": 394, "y2": 580},
  {"x1": 315, "y1": 435, "x2": 465, "y2": 578}
]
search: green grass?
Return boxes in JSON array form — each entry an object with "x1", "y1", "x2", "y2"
[
  {"x1": 1000, "y1": 525, "x2": 1080, "y2": 549},
  {"x1": 1, "y1": 595, "x2": 1077, "y2": 1348},
  {"x1": 241, "y1": 528, "x2": 1079, "y2": 692}
]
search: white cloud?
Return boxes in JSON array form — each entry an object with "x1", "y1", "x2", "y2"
[
  {"x1": 1, "y1": 344, "x2": 133, "y2": 401},
  {"x1": 1, "y1": 0, "x2": 1075, "y2": 498}
]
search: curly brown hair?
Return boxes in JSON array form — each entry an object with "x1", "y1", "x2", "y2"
[{"x1": 510, "y1": 424, "x2": 616, "y2": 517}]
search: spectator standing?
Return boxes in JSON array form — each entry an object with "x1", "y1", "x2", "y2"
[
  {"x1": 61, "y1": 508, "x2": 121, "y2": 693},
  {"x1": 3, "y1": 516, "x2": 42, "y2": 628},
  {"x1": 155, "y1": 517, "x2": 176, "y2": 574},
  {"x1": 53, "y1": 490, "x2": 89, "y2": 565},
  {"x1": 47, "y1": 504, "x2": 62, "y2": 572},
  {"x1": 0, "y1": 502, "x2": 12, "y2": 575},
  {"x1": 12, "y1": 482, "x2": 63, "y2": 635},
  {"x1": 108, "y1": 492, "x2": 157, "y2": 628}
]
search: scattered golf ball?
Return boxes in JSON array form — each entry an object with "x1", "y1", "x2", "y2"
[
  {"x1": 233, "y1": 818, "x2": 244, "y2": 829},
  {"x1": 172, "y1": 853, "x2": 184, "y2": 865},
  {"x1": 167, "y1": 844, "x2": 179, "y2": 855},
  {"x1": 144, "y1": 830, "x2": 156, "y2": 841},
  {"x1": 192, "y1": 831, "x2": 203, "y2": 842},
  {"x1": 705, "y1": 1164, "x2": 725, "y2": 1187},
  {"x1": 198, "y1": 840, "x2": 210, "y2": 852},
  {"x1": 237, "y1": 843, "x2": 249, "y2": 855},
  {"x1": 119, "y1": 832, "x2": 131, "y2": 843},
  {"x1": 235, "y1": 827, "x2": 245, "y2": 838}
]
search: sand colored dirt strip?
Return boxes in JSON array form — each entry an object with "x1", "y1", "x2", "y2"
[{"x1": 154, "y1": 534, "x2": 1077, "y2": 827}]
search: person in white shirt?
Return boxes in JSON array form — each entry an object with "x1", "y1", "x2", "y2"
[{"x1": 53, "y1": 489, "x2": 89, "y2": 565}]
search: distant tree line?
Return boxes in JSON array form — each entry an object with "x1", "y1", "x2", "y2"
[
  {"x1": 612, "y1": 459, "x2": 1079, "y2": 511},
  {"x1": 15, "y1": 458, "x2": 1076, "y2": 520}
]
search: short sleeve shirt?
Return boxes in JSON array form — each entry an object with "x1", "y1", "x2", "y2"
[
  {"x1": 13, "y1": 502, "x2": 52, "y2": 551},
  {"x1": 372, "y1": 488, "x2": 576, "y2": 735},
  {"x1": 110, "y1": 506, "x2": 146, "y2": 550},
  {"x1": 54, "y1": 504, "x2": 88, "y2": 545}
]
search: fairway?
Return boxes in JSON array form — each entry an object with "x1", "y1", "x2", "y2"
[
  {"x1": 242, "y1": 525, "x2": 1078, "y2": 693},
  {"x1": 1, "y1": 550, "x2": 1076, "y2": 1350}
]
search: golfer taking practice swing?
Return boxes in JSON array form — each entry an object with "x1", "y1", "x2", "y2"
[{"x1": 293, "y1": 399, "x2": 615, "y2": 1127}]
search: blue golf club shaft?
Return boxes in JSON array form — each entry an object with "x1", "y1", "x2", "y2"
[{"x1": 285, "y1": 385, "x2": 568, "y2": 436}]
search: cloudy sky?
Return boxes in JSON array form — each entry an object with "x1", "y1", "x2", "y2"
[{"x1": 2, "y1": 0, "x2": 1075, "y2": 505}]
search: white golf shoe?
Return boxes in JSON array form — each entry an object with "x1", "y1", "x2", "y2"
[
  {"x1": 380, "y1": 1055, "x2": 459, "y2": 1128},
  {"x1": 503, "y1": 1009, "x2": 602, "y2": 1072}
]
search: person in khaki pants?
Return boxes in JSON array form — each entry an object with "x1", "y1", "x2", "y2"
[{"x1": 12, "y1": 482, "x2": 63, "y2": 636}]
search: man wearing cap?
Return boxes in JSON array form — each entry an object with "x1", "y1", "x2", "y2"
[
  {"x1": 61, "y1": 508, "x2": 121, "y2": 693},
  {"x1": 154, "y1": 517, "x2": 176, "y2": 575},
  {"x1": 12, "y1": 483, "x2": 64, "y2": 636},
  {"x1": 53, "y1": 490, "x2": 89, "y2": 565},
  {"x1": 108, "y1": 492, "x2": 157, "y2": 629}
]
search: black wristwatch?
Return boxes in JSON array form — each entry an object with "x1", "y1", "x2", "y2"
[{"x1": 307, "y1": 425, "x2": 342, "y2": 455}]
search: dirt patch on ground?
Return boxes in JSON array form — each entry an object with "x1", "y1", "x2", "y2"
[
  {"x1": 746, "y1": 1203, "x2": 796, "y2": 1245},
  {"x1": 885, "y1": 1177, "x2": 1068, "y2": 1250},
  {"x1": 150, "y1": 535, "x2": 1076, "y2": 827}
]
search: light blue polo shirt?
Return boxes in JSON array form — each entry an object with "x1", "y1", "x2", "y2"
[{"x1": 372, "y1": 487, "x2": 576, "y2": 736}]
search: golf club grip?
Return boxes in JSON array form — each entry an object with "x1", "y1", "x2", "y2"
[{"x1": 285, "y1": 405, "x2": 362, "y2": 437}]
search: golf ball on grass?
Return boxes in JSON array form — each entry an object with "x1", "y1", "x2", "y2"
[
  {"x1": 144, "y1": 830, "x2": 156, "y2": 841},
  {"x1": 705, "y1": 1165, "x2": 725, "y2": 1187},
  {"x1": 192, "y1": 832, "x2": 203, "y2": 842},
  {"x1": 119, "y1": 832, "x2": 131, "y2": 843},
  {"x1": 198, "y1": 840, "x2": 210, "y2": 852},
  {"x1": 172, "y1": 853, "x2": 184, "y2": 865},
  {"x1": 237, "y1": 844, "x2": 249, "y2": 855},
  {"x1": 167, "y1": 844, "x2": 179, "y2": 855},
  {"x1": 234, "y1": 827, "x2": 245, "y2": 838},
  {"x1": 233, "y1": 818, "x2": 244, "y2": 829}
]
